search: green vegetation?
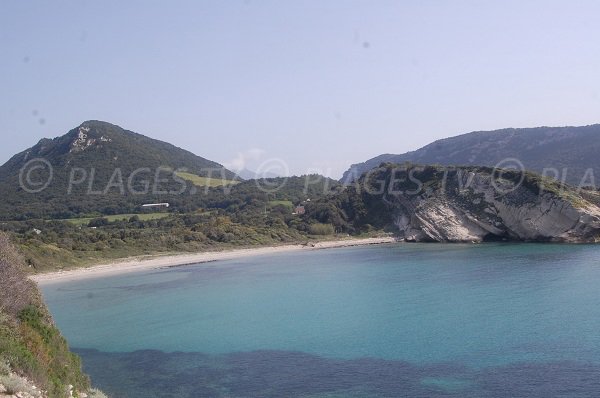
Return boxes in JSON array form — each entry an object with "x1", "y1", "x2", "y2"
[
  {"x1": 0, "y1": 232, "x2": 95, "y2": 397},
  {"x1": 175, "y1": 171, "x2": 240, "y2": 187},
  {"x1": 0, "y1": 175, "x2": 342, "y2": 272},
  {"x1": 515, "y1": 170, "x2": 592, "y2": 208},
  {"x1": 308, "y1": 223, "x2": 335, "y2": 235},
  {"x1": 62, "y1": 212, "x2": 169, "y2": 226},
  {"x1": 4, "y1": 211, "x2": 321, "y2": 272},
  {"x1": 268, "y1": 200, "x2": 294, "y2": 209}
]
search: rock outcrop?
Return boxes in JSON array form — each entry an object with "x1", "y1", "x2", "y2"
[{"x1": 344, "y1": 164, "x2": 600, "y2": 243}]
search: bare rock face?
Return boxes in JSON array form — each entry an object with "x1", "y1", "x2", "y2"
[{"x1": 363, "y1": 165, "x2": 600, "y2": 243}]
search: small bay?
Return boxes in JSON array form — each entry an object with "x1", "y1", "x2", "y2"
[{"x1": 41, "y1": 243, "x2": 600, "y2": 397}]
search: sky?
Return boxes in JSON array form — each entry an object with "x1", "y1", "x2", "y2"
[{"x1": 2, "y1": 0, "x2": 600, "y2": 178}]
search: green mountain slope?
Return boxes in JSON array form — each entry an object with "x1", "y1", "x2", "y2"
[
  {"x1": 0, "y1": 121, "x2": 237, "y2": 220},
  {"x1": 341, "y1": 124, "x2": 600, "y2": 186}
]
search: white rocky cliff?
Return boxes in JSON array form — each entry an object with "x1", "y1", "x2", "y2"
[{"x1": 363, "y1": 165, "x2": 600, "y2": 243}]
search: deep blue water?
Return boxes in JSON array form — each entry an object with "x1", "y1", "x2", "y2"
[{"x1": 41, "y1": 243, "x2": 600, "y2": 397}]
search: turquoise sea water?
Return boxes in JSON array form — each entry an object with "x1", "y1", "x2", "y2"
[{"x1": 41, "y1": 243, "x2": 600, "y2": 397}]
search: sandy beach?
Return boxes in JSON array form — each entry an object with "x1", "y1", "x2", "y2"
[{"x1": 31, "y1": 237, "x2": 398, "y2": 284}]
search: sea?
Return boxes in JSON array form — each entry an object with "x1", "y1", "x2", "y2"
[{"x1": 41, "y1": 243, "x2": 600, "y2": 397}]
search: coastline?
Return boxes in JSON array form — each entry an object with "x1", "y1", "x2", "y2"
[{"x1": 31, "y1": 237, "x2": 398, "y2": 285}]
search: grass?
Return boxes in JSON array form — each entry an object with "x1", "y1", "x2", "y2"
[
  {"x1": 62, "y1": 212, "x2": 170, "y2": 226},
  {"x1": 18, "y1": 241, "x2": 179, "y2": 272},
  {"x1": 176, "y1": 171, "x2": 240, "y2": 187},
  {"x1": 0, "y1": 306, "x2": 90, "y2": 398},
  {"x1": 309, "y1": 223, "x2": 335, "y2": 235},
  {"x1": 268, "y1": 200, "x2": 294, "y2": 209}
]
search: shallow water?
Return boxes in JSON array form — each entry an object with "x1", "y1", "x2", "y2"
[{"x1": 42, "y1": 243, "x2": 600, "y2": 397}]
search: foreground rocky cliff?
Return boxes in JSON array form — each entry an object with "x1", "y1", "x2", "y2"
[
  {"x1": 308, "y1": 164, "x2": 600, "y2": 243},
  {"x1": 0, "y1": 233, "x2": 107, "y2": 398}
]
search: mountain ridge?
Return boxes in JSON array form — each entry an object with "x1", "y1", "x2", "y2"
[{"x1": 341, "y1": 124, "x2": 600, "y2": 186}]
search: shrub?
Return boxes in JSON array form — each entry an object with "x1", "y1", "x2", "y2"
[
  {"x1": 88, "y1": 218, "x2": 109, "y2": 228},
  {"x1": 0, "y1": 232, "x2": 91, "y2": 397},
  {"x1": 309, "y1": 223, "x2": 335, "y2": 235},
  {"x1": 0, "y1": 358, "x2": 10, "y2": 376},
  {"x1": 0, "y1": 234, "x2": 40, "y2": 318},
  {"x1": 0, "y1": 373, "x2": 42, "y2": 397}
]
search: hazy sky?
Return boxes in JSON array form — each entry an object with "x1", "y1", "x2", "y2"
[{"x1": 2, "y1": 1, "x2": 600, "y2": 178}]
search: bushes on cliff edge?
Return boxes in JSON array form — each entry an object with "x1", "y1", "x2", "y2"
[{"x1": 0, "y1": 232, "x2": 91, "y2": 397}]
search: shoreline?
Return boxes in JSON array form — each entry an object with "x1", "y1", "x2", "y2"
[{"x1": 31, "y1": 237, "x2": 398, "y2": 285}]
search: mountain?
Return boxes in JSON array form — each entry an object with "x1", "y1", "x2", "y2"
[
  {"x1": 341, "y1": 125, "x2": 600, "y2": 186},
  {"x1": 0, "y1": 120, "x2": 237, "y2": 220},
  {"x1": 233, "y1": 168, "x2": 281, "y2": 180}
]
